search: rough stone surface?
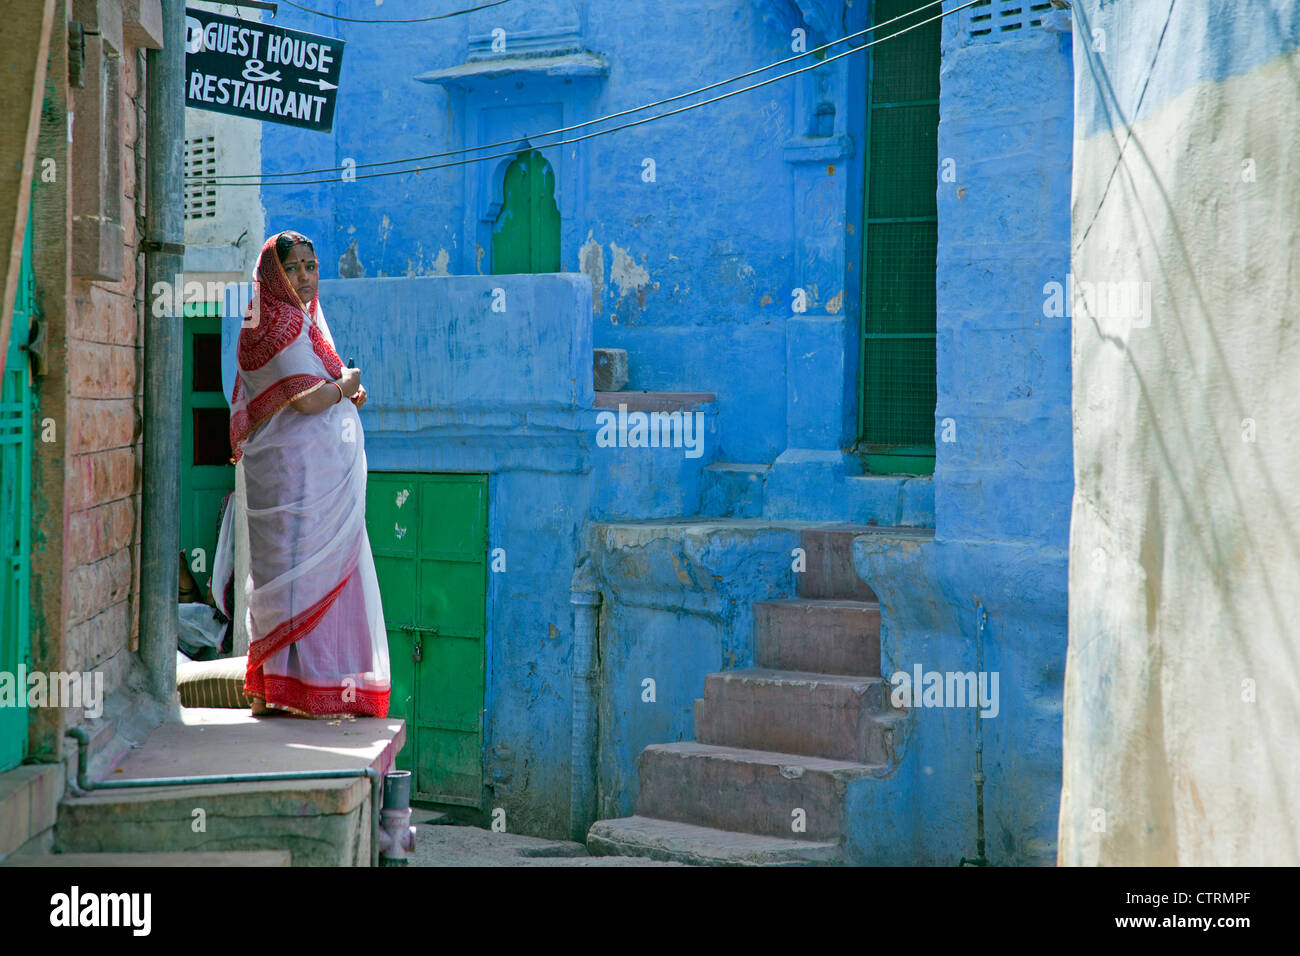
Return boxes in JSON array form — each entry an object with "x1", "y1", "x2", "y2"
[
  {"x1": 755, "y1": 600, "x2": 881, "y2": 676},
  {"x1": 587, "y1": 816, "x2": 840, "y2": 866},
  {"x1": 694, "y1": 669, "x2": 899, "y2": 764},
  {"x1": 410, "y1": 822, "x2": 686, "y2": 867},
  {"x1": 634, "y1": 742, "x2": 879, "y2": 842}
]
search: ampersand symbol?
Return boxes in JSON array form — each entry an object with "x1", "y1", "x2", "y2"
[{"x1": 242, "y1": 59, "x2": 282, "y2": 83}]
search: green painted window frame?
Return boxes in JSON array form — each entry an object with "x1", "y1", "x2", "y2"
[
  {"x1": 1, "y1": 207, "x2": 36, "y2": 772},
  {"x1": 180, "y1": 302, "x2": 234, "y2": 597}
]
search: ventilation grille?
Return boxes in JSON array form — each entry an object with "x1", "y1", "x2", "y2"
[
  {"x1": 184, "y1": 136, "x2": 217, "y2": 220},
  {"x1": 966, "y1": 0, "x2": 1055, "y2": 39}
]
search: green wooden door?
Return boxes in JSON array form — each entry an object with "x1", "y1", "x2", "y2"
[
  {"x1": 859, "y1": 0, "x2": 940, "y2": 475},
  {"x1": 1, "y1": 210, "x2": 36, "y2": 772},
  {"x1": 181, "y1": 304, "x2": 235, "y2": 596},
  {"x1": 366, "y1": 473, "x2": 487, "y2": 805},
  {"x1": 491, "y1": 150, "x2": 560, "y2": 275}
]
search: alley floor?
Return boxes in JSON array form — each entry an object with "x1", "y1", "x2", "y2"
[{"x1": 409, "y1": 817, "x2": 686, "y2": 867}]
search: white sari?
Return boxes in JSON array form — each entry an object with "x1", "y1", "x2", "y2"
[{"x1": 231, "y1": 241, "x2": 389, "y2": 717}]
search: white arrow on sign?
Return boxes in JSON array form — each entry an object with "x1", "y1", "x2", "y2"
[{"x1": 298, "y1": 78, "x2": 338, "y2": 91}]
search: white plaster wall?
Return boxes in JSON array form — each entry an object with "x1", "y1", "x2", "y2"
[{"x1": 1060, "y1": 53, "x2": 1300, "y2": 864}]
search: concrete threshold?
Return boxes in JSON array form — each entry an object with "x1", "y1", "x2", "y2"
[
  {"x1": 55, "y1": 709, "x2": 406, "y2": 865},
  {"x1": 78, "y1": 708, "x2": 405, "y2": 805}
]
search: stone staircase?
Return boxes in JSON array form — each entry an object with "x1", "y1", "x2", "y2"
[{"x1": 587, "y1": 527, "x2": 904, "y2": 865}]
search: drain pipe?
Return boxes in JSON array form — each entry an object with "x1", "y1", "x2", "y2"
[
  {"x1": 569, "y1": 558, "x2": 602, "y2": 841},
  {"x1": 377, "y1": 770, "x2": 416, "y2": 866},
  {"x1": 67, "y1": 727, "x2": 391, "y2": 867},
  {"x1": 139, "y1": 0, "x2": 185, "y2": 703},
  {"x1": 959, "y1": 602, "x2": 990, "y2": 867}
]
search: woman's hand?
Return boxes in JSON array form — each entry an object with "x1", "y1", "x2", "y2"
[
  {"x1": 337, "y1": 366, "x2": 362, "y2": 398},
  {"x1": 351, "y1": 384, "x2": 368, "y2": 409}
]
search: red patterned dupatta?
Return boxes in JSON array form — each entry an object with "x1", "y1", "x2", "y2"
[
  {"x1": 228, "y1": 233, "x2": 344, "y2": 463},
  {"x1": 231, "y1": 232, "x2": 390, "y2": 717}
]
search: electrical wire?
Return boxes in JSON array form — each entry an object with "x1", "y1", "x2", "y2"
[
  {"x1": 279, "y1": 0, "x2": 514, "y2": 23},
  {"x1": 1071, "y1": 0, "x2": 1176, "y2": 255},
  {"x1": 192, "y1": 0, "x2": 978, "y2": 187},
  {"x1": 197, "y1": 0, "x2": 951, "y2": 182}
]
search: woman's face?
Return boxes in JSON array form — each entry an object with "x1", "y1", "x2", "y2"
[{"x1": 281, "y1": 243, "x2": 319, "y2": 305}]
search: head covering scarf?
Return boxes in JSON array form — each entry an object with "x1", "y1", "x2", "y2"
[{"x1": 228, "y1": 231, "x2": 344, "y2": 462}]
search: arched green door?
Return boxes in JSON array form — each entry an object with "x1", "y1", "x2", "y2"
[{"x1": 490, "y1": 150, "x2": 560, "y2": 275}]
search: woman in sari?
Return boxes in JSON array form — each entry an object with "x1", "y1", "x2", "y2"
[{"x1": 229, "y1": 231, "x2": 390, "y2": 718}]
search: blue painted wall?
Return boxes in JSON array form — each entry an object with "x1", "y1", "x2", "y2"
[
  {"x1": 847, "y1": 9, "x2": 1074, "y2": 864},
  {"x1": 248, "y1": 0, "x2": 1077, "y2": 860},
  {"x1": 258, "y1": 0, "x2": 869, "y2": 465}
]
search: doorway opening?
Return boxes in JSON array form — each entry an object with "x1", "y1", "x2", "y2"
[
  {"x1": 858, "y1": 0, "x2": 940, "y2": 475},
  {"x1": 366, "y1": 472, "x2": 488, "y2": 808}
]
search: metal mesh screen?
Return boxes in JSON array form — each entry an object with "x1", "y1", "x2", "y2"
[{"x1": 859, "y1": 0, "x2": 940, "y2": 462}]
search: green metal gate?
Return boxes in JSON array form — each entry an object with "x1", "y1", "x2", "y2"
[
  {"x1": 491, "y1": 149, "x2": 561, "y2": 275},
  {"x1": 366, "y1": 472, "x2": 487, "y2": 805},
  {"x1": 859, "y1": 0, "x2": 940, "y2": 475},
  {"x1": 1, "y1": 211, "x2": 36, "y2": 773}
]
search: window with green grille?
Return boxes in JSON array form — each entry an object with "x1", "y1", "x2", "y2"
[{"x1": 858, "y1": 0, "x2": 939, "y2": 474}]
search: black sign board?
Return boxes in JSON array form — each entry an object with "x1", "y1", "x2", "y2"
[{"x1": 184, "y1": 8, "x2": 345, "y2": 133}]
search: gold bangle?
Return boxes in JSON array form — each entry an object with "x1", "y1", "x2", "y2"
[{"x1": 333, "y1": 381, "x2": 344, "y2": 404}]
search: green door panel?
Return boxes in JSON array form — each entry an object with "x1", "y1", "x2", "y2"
[
  {"x1": 417, "y1": 730, "x2": 481, "y2": 805},
  {"x1": 1, "y1": 207, "x2": 35, "y2": 772},
  {"x1": 366, "y1": 472, "x2": 487, "y2": 806},
  {"x1": 491, "y1": 149, "x2": 561, "y2": 275},
  {"x1": 181, "y1": 307, "x2": 235, "y2": 595},
  {"x1": 417, "y1": 560, "x2": 487, "y2": 639},
  {"x1": 859, "y1": 0, "x2": 940, "y2": 475}
]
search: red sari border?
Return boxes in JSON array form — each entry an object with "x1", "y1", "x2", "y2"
[
  {"x1": 245, "y1": 669, "x2": 390, "y2": 718},
  {"x1": 246, "y1": 564, "x2": 355, "y2": 674}
]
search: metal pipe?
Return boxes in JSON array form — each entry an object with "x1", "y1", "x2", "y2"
[
  {"x1": 959, "y1": 603, "x2": 990, "y2": 867},
  {"x1": 67, "y1": 728, "x2": 383, "y2": 867},
  {"x1": 568, "y1": 558, "x2": 602, "y2": 841},
  {"x1": 139, "y1": 0, "x2": 185, "y2": 702},
  {"x1": 377, "y1": 769, "x2": 416, "y2": 866}
]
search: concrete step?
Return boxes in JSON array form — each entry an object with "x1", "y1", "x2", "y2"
[
  {"x1": 587, "y1": 815, "x2": 841, "y2": 866},
  {"x1": 755, "y1": 599, "x2": 881, "y2": 676},
  {"x1": 55, "y1": 708, "x2": 404, "y2": 866},
  {"x1": 797, "y1": 527, "x2": 882, "y2": 601},
  {"x1": 4, "y1": 850, "x2": 291, "y2": 867},
  {"x1": 694, "y1": 668, "x2": 901, "y2": 763},
  {"x1": 634, "y1": 742, "x2": 881, "y2": 842}
]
